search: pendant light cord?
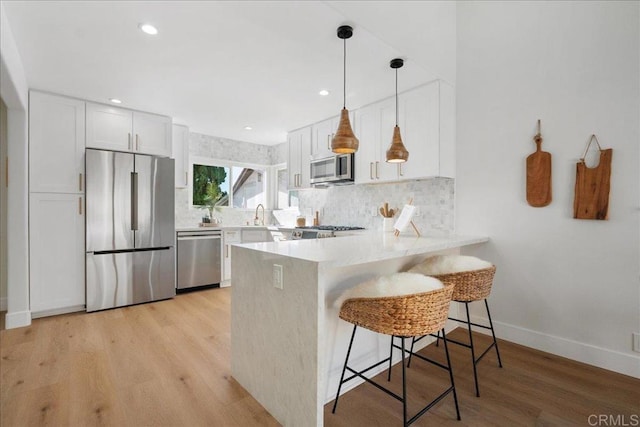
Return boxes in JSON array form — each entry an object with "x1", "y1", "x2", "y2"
[
  {"x1": 343, "y1": 38, "x2": 346, "y2": 109},
  {"x1": 395, "y1": 68, "x2": 399, "y2": 126}
]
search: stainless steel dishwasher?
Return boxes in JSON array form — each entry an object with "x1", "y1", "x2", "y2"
[{"x1": 177, "y1": 229, "x2": 222, "y2": 291}]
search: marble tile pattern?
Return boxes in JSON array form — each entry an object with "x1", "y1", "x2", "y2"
[
  {"x1": 231, "y1": 247, "x2": 320, "y2": 427},
  {"x1": 294, "y1": 178, "x2": 455, "y2": 235},
  {"x1": 174, "y1": 130, "x2": 454, "y2": 234}
]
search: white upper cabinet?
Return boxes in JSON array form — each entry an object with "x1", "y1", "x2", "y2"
[
  {"x1": 311, "y1": 113, "x2": 351, "y2": 160},
  {"x1": 133, "y1": 111, "x2": 172, "y2": 156},
  {"x1": 86, "y1": 103, "x2": 172, "y2": 157},
  {"x1": 29, "y1": 91, "x2": 85, "y2": 194},
  {"x1": 288, "y1": 126, "x2": 312, "y2": 189},
  {"x1": 399, "y1": 81, "x2": 455, "y2": 180},
  {"x1": 172, "y1": 124, "x2": 189, "y2": 188},
  {"x1": 355, "y1": 80, "x2": 455, "y2": 184},
  {"x1": 354, "y1": 97, "x2": 397, "y2": 184},
  {"x1": 86, "y1": 103, "x2": 132, "y2": 152}
]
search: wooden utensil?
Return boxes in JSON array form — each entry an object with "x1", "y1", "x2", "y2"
[
  {"x1": 573, "y1": 135, "x2": 612, "y2": 220},
  {"x1": 526, "y1": 120, "x2": 552, "y2": 207}
]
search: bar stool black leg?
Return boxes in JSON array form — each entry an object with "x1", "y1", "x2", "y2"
[
  {"x1": 441, "y1": 327, "x2": 461, "y2": 420},
  {"x1": 436, "y1": 329, "x2": 440, "y2": 347},
  {"x1": 464, "y1": 302, "x2": 480, "y2": 397},
  {"x1": 388, "y1": 335, "x2": 394, "y2": 381},
  {"x1": 401, "y1": 337, "x2": 408, "y2": 427},
  {"x1": 485, "y1": 299, "x2": 503, "y2": 368},
  {"x1": 332, "y1": 324, "x2": 358, "y2": 413},
  {"x1": 407, "y1": 336, "x2": 415, "y2": 368}
]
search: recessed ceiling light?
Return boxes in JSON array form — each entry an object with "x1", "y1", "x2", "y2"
[
  {"x1": 319, "y1": 89, "x2": 330, "y2": 96},
  {"x1": 109, "y1": 98, "x2": 122, "y2": 104},
  {"x1": 244, "y1": 126, "x2": 253, "y2": 131},
  {"x1": 139, "y1": 23, "x2": 158, "y2": 35}
]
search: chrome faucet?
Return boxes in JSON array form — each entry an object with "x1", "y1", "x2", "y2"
[{"x1": 254, "y1": 204, "x2": 265, "y2": 226}]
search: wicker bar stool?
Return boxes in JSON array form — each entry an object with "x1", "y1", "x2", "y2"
[
  {"x1": 409, "y1": 255, "x2": 503, "y2": 397},
  {"x1": 331, "y1": 273, "x2": 461, "y2": 426}
]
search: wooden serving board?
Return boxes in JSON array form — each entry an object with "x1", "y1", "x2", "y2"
[
  {"x1": 526, "y1": 136, "x2": 552, "y2": 207},
  {"x1": 573, "y1": 149, "x2": 612, "y2": 220}
]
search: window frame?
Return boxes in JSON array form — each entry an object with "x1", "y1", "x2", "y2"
[{"x1": 189, "y1": 156, "x2": 272, "y2": 210}]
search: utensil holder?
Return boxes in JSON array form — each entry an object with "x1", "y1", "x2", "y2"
[{"x1": 383, "y1": 217, "x2": 395, "y2": 233}]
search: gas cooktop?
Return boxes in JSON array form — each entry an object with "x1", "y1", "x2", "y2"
[{"x1": 295, "y1": 225, "x2": 365, "y2": 231}]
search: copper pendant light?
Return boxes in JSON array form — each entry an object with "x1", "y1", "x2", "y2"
[
  {"x1": 386, "y1": 58, "x2": 409, "y2": 163},
  {"x1": 331, "y1": 25, "x2": 359, "y2": 154}
]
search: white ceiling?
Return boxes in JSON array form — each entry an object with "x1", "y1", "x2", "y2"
[{"x1": 3, "y1": 1, "x2": 456, "y2": 146}]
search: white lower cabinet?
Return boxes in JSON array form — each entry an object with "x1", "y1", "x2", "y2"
[
  {"x1": 222, "y1": 229, "x2": 241, "y2": 285},
  {"x1": 29, "y1": 193, "x2": 85, "y2": 316}
]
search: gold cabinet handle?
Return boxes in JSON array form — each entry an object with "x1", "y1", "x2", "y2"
[
  {"x1": 79, "y1": 173, "x2": 83, "y2": 191},
  {"x1": 185, "y1": 172, "x2": 188, "y2": 186},
  {"x1": 375, "y1": 161, "x2": 380, "y2": 179},
  {"x1": 370, "y1": 162, "x2": 373, "y2": 180},
  {"x1": 327, "y1": 134, "x2": 330, "y2": 150},
  {"x1": 128, "y1": 133, "x2": 132, "y2": 150},
  {"x1": 78, "y1": 197, "x2": 83, "y2": 215},
  {"x1": 225, "y1": 244, "x2": 229, "y2": 258},
  {"x1": 399, "y1": 163, "x2": 404, "y2": 177}
]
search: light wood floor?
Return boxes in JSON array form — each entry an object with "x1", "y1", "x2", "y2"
[{"x1": 2, "y1": 288, "x2": 639, "y2": 426}]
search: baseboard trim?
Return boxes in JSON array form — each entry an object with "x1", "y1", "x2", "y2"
[
  {"x1": 4, "y1": 310, "x2": 31, "y2": 329},
  {"x1": 469, "y1": 314, "x2": 640, "y2": 379},
  {"x1": 0, "y1": 296, "x2": 6, "y2": 311}
]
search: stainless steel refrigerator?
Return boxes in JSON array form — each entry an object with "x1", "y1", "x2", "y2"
[{"x1": 85, "y1": 148, "x2": 175, "y2": 312}]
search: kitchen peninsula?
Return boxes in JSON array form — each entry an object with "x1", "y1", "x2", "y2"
[{"x1": 230, "y1": 233, "x2": 488, "y2": 426}]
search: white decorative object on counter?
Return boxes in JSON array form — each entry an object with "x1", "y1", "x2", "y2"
[{"x1": 383, "y1": 217, "x2": 394, "y2": 232}]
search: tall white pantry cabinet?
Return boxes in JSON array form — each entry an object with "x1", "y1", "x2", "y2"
[
  {"x1": 28, "y1": 92, "x2": 174, "y2": 317},
  {"x1": 29, "y1": 91, "x2": 86, "y2": 316}
]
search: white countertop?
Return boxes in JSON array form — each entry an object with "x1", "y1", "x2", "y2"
[
  {"x1": 175, "y1": 225, "x2": 283, "y2": 232},
  {"x1": 235, "y1": 233, "x2": 488, "y2": 268}
]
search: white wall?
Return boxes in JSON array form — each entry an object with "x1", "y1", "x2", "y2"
[
  {"x1": 1, "y1": 1, "x2": 31, "y2": 328},
  {"x1": 456, "y1": 1, "x2": 639, "y2": 377}
]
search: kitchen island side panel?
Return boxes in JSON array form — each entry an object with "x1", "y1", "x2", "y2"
[{"x1": 230, "y1": 246, "x2": 320, "y2": 427}]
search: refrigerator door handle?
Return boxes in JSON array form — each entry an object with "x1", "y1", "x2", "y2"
[{"x1": 131, "y1": 172, "x2": 138, "y2": 230}]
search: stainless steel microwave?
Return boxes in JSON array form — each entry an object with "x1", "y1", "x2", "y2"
[{"x1": 310, "y1": 153, "x2": 354, "y2": 186}]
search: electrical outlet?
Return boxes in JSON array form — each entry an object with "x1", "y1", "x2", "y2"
[
  {"x1": 273, "y1": 264, "x2": 283, "y2": 290},
  {"x1": 633, "y1": 333, "x2": 640, "y2": 353}
]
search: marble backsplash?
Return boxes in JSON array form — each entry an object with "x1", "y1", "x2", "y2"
[
  {"x1": 292, "y1": 178, "x2": 455, "y2": 235},
  {"x1": 175, "y1": 132, "x2": 454, "y2": 233}
]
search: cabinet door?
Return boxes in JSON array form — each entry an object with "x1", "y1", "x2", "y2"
[
  {"x1": 287, "y1": 133, "x2": 301, "y2": 189},
  {"x1": 223, "y1": 229, "x2": 241, "y2": 282},
  {"x1": 312, "y1": 116, "x2": 335, "y2": 160},
  {"x1": 86, "y1": 103, "x2": 133, "y2": 151},
  {"x1": 172, "y1": 124, "x2": 189, "y2": 188},
  {"x1": 29, "y1": 92, "x2": 85, "y2": 193},
  {"x1": 398, "y1": 83, "x2": 441, "y2": 180},
  {"x1": 376, "y1": 97, "x2": 399, "y2": 182},
  {"x1": 298, "y1": 128, "x2": 311, "y2": 188},
  {"x1": 354, "y1": 104, "x2": 379, "y2": 184},
  {"x1": 133, "y1": 111, "x2": 172, "y2": 157},
  {"x1": 287, "y1": 127, "x2": 311, "y2": 189},
  {"x1": 29, "y1": 193, "x2": 85, "y2": 314}
]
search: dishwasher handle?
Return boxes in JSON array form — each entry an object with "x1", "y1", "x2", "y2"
[{"x1": 177, "y1": 235, "x2": 222, "y2": 240}]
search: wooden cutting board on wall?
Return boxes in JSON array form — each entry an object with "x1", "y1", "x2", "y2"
[
  {"x1": 526, "y1": 122, "x2": 552, "y2": 207},
  {"x1": 573, "y1": 148, "x2": 612, "y2": 220}
]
